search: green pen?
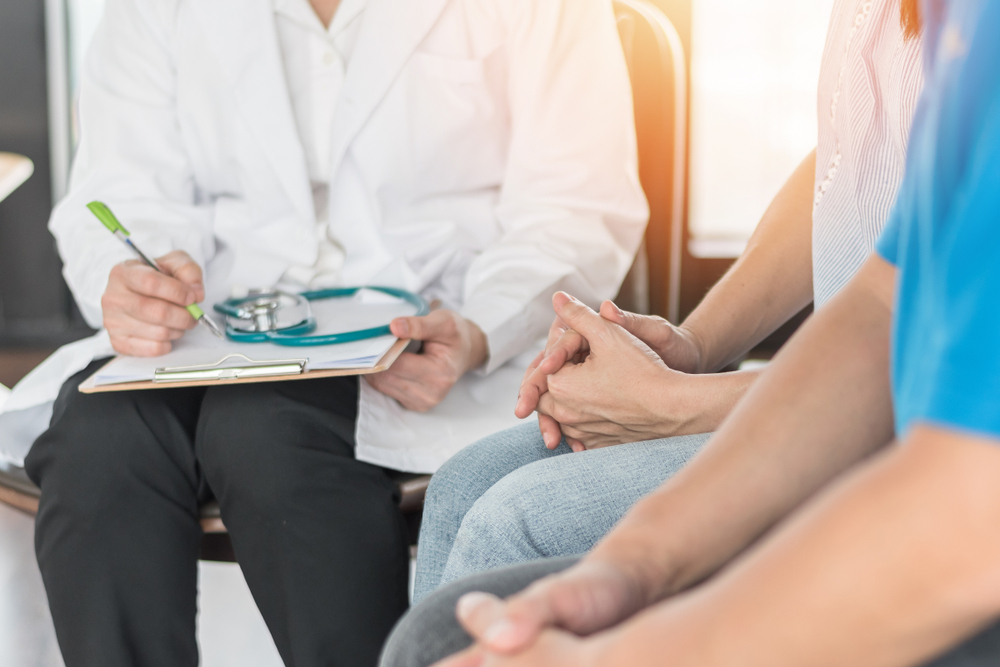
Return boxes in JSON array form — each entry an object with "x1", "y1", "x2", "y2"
[{"x1": 86, "y1": 201, "x2": 225, "y2": 339}]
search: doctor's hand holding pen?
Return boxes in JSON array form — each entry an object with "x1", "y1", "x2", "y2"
[
  {"x1": 102, "y1": 250, "x2": 205, "y2": 357},
  {"x1": 365, "y1": 308, "x2": 488, "y2": 412}
]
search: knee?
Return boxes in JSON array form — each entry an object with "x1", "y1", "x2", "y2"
[
  {"x1": 447, "y1": 475, "x2": 542, "y2": 566},
  {"x1": 423, "y1": 446, "x2": 490, "y2": 517},
  {"x1": 195, "y1": 385, "x2": 292, "y2": 498},
  {"x1": 424, "y1": 423, "x2": 545, "y2": 517},
  {"x1": 196, "y1": 385, "x2": 381, "y2": 517},
  {"x1": 27, "y1": 392, "x2": 174, "y2": 520}
]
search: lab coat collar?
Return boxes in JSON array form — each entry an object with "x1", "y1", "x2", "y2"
[
  {"x1": 190, "y1": 0, "x2": 314, "y2": 224},
  {"x1": 327, "y1": 0, "x2": 449, "y2": 175},
  {"x1": 273, "y1": 0, "x2": 368, "y2": 39}
]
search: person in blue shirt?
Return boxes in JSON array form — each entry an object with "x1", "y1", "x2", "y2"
[{"x1": 378, "y1": 2, "x2": 1000, "y2": 665}]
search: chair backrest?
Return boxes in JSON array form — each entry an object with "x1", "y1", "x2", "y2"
[{"x1": 612, "y1": 0, "x2": 687, "y2": 323}]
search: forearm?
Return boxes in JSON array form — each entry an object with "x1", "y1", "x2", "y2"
[
  {"x1": 588, "y1": 254, "x2": 896, "y2": 600},
  {"x1": 645, "y1": 368, "x2": 761, "y2": 436},
  {"x1": 683, "y1": 149, "x2": 816, "y2": 373},
  {"x1": 596, "y1": 425, "x2": 1000, "y2": 667}
]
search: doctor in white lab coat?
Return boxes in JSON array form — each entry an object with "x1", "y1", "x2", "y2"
[{"x1": 4, "y1": 0, "x2": 646, "y2": 663}]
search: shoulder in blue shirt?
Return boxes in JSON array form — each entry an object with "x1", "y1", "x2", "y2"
[{"x1": 875, "y1": 0, "x2": 1000, "y2": 439}]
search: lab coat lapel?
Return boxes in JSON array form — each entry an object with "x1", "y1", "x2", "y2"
[
  {"x1": 328, "y1": 0, "x2": 449, "y2": 174},
  {"x1": 190, "y1": 0, "x2": 314, "y2": 222}
]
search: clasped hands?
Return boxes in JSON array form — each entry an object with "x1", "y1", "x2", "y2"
[
  {"x1": 102, "y1": 250, "x2": 487, "y2": 411},
  {"x1": 514, "y1": 292, "x2": 706, "y2": 451}
]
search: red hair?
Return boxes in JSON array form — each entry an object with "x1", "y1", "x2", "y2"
[{"x1": 901, "y1": 0, "x2": 921, "y2": 40}]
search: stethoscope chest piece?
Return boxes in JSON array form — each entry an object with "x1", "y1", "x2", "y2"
[
  {"x1": 212, "y1": 286, "x2": 429, "y2": 347},
  {"x1": 215, "y1": 290, "x2": 316, "y2": 342}
]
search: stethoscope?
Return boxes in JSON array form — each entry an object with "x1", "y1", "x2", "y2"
[{"x1": 213, "y1": 286, "x2": 429, "y2": 346}]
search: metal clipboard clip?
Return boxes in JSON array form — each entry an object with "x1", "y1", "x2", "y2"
[{"x1": 153, "y1": 354, "x2": 307, "y2": 383}]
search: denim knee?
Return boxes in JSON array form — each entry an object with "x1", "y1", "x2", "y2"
[{"x1": 443, "y1": 474, "x2": 549, "y2": 577}]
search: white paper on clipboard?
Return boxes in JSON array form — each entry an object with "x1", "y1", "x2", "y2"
[{"x1": 91, "y1": 290, "x2": 417, "y2": 386}]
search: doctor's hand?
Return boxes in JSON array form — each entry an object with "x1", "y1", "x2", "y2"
[
  {"x1": 365, "y1": 309, "x2": 488, "y2": 412},
  {"x1": 102, "y1": 250, "x2": 205, "y2": 357}
]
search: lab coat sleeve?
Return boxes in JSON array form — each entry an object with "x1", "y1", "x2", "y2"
[
  {"x1": 48, "y1": 0, "x2": 216, "y2": 328},
  {"x1": 459, "y1": 0, "x2": 649, "y2": 374}
]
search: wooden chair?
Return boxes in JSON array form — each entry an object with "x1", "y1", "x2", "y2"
[
  {"x1": 612, "y1": 0, "x2": 687, "y2": 321},
  {"x1": 0, "y1": 458, "x2": 430, "y2": 561}
]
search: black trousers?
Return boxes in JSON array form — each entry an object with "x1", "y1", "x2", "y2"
[{"x1": 25, "y1": 359, "x2": 410, "y2": 667}]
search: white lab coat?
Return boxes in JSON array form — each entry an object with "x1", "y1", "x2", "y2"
[{"x1": 0, "y1": 0, "x2": 647, "y2": 471}]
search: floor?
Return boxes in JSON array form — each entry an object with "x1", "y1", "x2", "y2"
[{"x1": 0, "y1": 502, "x2": 285, "y2": 667}]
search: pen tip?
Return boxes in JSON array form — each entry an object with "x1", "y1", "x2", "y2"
[{"x1": 202, "y1": 315, "x2": 225, "y2": 339}]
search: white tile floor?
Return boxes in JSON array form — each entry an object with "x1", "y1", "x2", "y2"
[{"x1": 0, "y1": 502, "x2": 284, "y2": 667}]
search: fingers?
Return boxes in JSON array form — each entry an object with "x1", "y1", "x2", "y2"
[
  {"x1": 514, "y1": 367, "x2": 548, "y2": 419},
  {"x1": 365, "y1": 352, "x2": 456, "y2": 412},
  {"x1": 599, "y1": 301, "x2": 669, "y2": 349},
  {"x1": 156, "y1": 250, "x2": 204, "y2": 299},
  {"x1": 390, "y1": 309, "x2": 459, "y2": 342},
  {"x1": 104, "y1": 285, "x2": 198, "y2": 331},
  {"x1": 516, "y1": 328, "x2": 589, "y2": 419},
  {"x1": 457, "y1": 589, "x2": 554, "y2": 655},
  {"x1": 566, "y1": 437, "x2": 586, "y2": 453},
  {"x1": 104, "y1": 311, "x2": 188, "y2": 342},
  {"x1": 536, "y1": 383, "x2": 586, "y2": 427},
  {"x1": 535, "y1": 330, "x2": 586, "y2": 376},
  {"x1": 109, "y1": 334, "x2": 173, "y2": 357},
  {"x1": 550, "y1": 293, "x2": 610, "y2": 344},
  {"x1": 457, "y1": 593, "x2": 509, "y2": 640},
  {"x1": 537, "y1": 413, "x2": 564, "y2": 450},
  {"x1": 430, "y1": 645, "x2": 486, "y2": 667},
  {"x1": 117, "y1": 262, "x2": 199, "y2": 308}
]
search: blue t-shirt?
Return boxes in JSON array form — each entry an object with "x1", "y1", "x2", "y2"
[{"x1": 875, "y1": 0, "x2": 1000, "y2": 439}]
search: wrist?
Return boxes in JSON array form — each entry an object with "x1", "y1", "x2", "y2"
[
  {"x1": 463, "y1": 318, "x2": 489, "y2": 373},
  {"x1": 675, "y1": 323, "x2": 710, "y2": 374},
  {"x1": 586, "y1": 500, "x2": 690, "y2": 605},
  {"x1": 646, "y1": 370, "x2": 758, "y2": 437}
]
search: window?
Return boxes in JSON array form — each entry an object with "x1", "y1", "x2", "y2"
[{"x1": 687, "y1": 0, "x2": 835, "y2": 257}]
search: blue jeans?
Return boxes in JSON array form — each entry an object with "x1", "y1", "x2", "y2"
[{"x1": 412, "y1": 422, "x2": 711, "y2": 602}]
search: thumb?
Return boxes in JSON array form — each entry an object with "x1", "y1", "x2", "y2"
[
  {"x1": 551, "y1": 293, "x2": 610, "y2": 346},
  {"x1": 456, "y1": 593, "x2": 510, "y2": 640},
  {"x1": 157, "y1": 250, "x2": 203, "y2": 286},
  {"x1": 390, "y1": 311, "x2": 443, "y2": 341},
  {"x1": 474, "y1": 589, "x2": 560, "y2": 654},
  {"x1": 599, "y1": 301, "x2": 665, "y2": 343}
]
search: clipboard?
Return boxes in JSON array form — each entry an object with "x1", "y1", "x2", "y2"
[{"x1": 78, "y1": 337, "x2": 409, "y2": 393}]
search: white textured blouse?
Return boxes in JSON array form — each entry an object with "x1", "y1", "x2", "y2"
[{"x1": 812, "y1": 0, "x2": 923, "y2": 307}]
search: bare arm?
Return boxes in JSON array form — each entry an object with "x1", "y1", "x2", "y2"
[
  {"x1": 590, "y1": 424, "x2": 1000, "y2": 667},
  {"x1": 590, "y1": 253, "x2": 895, "y2": 602},
  {"x1": 681, "y1": 147, "x2": 817, "y2": 373},
  {"x1": 444, "y1": 254, "x2": 897, "y2": 657},
  {"x1": 445, "y1": 424, "x2": 1000, "y2": 667},
  {"x1": 515, "y1": 149, "x2": 817, "y2": 448}
]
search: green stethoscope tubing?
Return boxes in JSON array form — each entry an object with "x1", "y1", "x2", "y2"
[{"x1": 214, "y1": 286, "x2": 429, "y2": 346}]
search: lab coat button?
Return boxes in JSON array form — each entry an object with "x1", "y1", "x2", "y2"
[{"x1": 322, "y1": 51, "x2": 335, "y2": 66}]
